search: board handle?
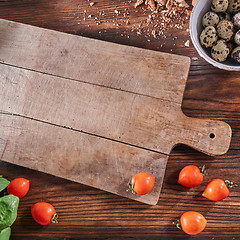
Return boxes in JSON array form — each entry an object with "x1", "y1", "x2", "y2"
[{"x1": 177, "y1": 116, "x2": 232, "y2": 156}]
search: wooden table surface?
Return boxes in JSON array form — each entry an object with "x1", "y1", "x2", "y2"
[{"x1": 0, "y1": 0, "x2": 239, "y2": 239}]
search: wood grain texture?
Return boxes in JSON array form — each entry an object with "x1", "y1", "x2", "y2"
[
  {"x1": 0, "y1": 62, "x2": 231, "y2": 156},
  {"x1": 0, "y1": 113, "x2": 167, "y2": 205},
  {"x1": 0, "y1": 18, "x2": 190, "y2": 103},
  {"x1": 0, "y1": 0, "x2": 239, "y2": 239},
  {"x1": 0, "y1": 20, "x2": 231, "y2": 205}
]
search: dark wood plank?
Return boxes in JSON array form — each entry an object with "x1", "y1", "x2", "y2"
[
  {"x1": 0, "y1": 0, "x2": 239, "y2": 239},
  {"x1": 1, "y1": 148, "x2": 240, "y2": 239}
]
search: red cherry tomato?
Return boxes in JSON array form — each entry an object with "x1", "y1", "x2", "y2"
[
  {"x1": 128, "y1": 173, "x2": 155, "y2": 195},
  {"x1": 180, "y1": 211, "x2": 207, "y2": 235},
  {"x1": 31, "y1": 202, "x2": 58, "y2": 225},
  {"x1": 202, "y1": 179, "x2": 233, "y2": 201},
  {"x1": 7, "y1": 178, "x2": 30, "y2": 198},
  {"x1": 178, "y1": 165, "x2": 205, "y2": 188}
]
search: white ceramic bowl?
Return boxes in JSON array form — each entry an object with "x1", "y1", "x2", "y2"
[{"x1": 189, "y1": 0, "x2": 240, "y2": 71}]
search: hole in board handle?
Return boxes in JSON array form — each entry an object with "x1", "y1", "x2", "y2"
[{"x1": 209, "y1": 133, "x2": 215, "y2": 139}]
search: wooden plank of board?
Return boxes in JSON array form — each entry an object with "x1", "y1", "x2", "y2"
[
  {"x1": 0, "y1": 63, "x2": 232, "y2": 156},
  {"x1": 0, "y1": 19, "x2": 232, "y2": 206},
  {"x1": 0, "y1": 18, "x2": 190, "y2": 103},
  {"x1": 0, "y1": 113, "x2": 168, "y2": 205}
]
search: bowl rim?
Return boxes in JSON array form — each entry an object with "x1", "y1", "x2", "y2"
[{"x1": 189, "y1": 0, "x2": 240, "y2": 71}]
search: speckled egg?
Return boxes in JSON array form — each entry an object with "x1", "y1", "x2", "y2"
[
  {"x1": 227, "y1": 0, "x2": 240, "y2": 14},
  {"x1": 211, "y1": 0, "x2": 229, "y2": 12},
  {"x1": 234, "y1": 30, "x2": 240, "y2": 45},
  {"x1": 232, "y1": 12, "x2": 240, "y2": 28},
  {"x1": 202, "y1": 11, "x2": 220, "y2": 27},
  {"x1": 217, "y1": 19, "x2": 234, "y2": 41},
  {"x1": 211, "y1": 40, "x2": 230, "y2": 62},
  {"x1": 231, "y1": 46, "x2": 240, "y2": 63},
  {"x1": 200, "y1": 26, "x2": 218, "y2": 48},
  {"x1": 218, "y1": 12, "x2": 231, "y2": 21}
]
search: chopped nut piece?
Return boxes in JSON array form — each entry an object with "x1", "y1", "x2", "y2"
[
  {"x1": 166, "y1": 0, "x2": 173, "y2": 8},
  {"x1": 146, "y1": 0, "x2": 156, "y2": 11},
  {"x1": 184, "y1": 40, "x2": 190, "y2": 47},
  {"x1": 192, "y1": 57, "x2": 198, "y2": 61},
  {"x1": 192, "y1": 0, "x2": 198, "y2": 6},
  {"x1": 152, "y1": 29, "x2": 157, "y2": 38},
  {"x1": 186, "y1": 9, "x2": 192, "y2": 16},
  {"x1": 89, "y1": 2, "x2": 95, "y2": 6},
  {"x1": 155, "y1": 0, "x2": 167, "y2": 5},
  {"x1": 179, "y1": 0, "x2": 189, "y2": 8},
  {"x1": 135, "y1": 0, "x2": 144, "y2": 8}
]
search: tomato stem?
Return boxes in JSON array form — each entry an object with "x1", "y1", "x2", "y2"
[
  {"x1": 199, "y1": 165, "x2": 206, "y2": 176},
  {"x1": 173, "y1": 220, "x2": 182, "y2": 230},
  {"x1": 51, "y1": 213, "x2": 58, "y2": 224},
  {"x1": 127, "y1": 178, "x2": 136, "y2": 194},
  {"x1": 224, "y1": 180, "x2": 235, "y2": 189}
]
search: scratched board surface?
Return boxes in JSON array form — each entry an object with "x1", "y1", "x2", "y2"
[{"x1": 0, "y1": 19, "x2": 231, "y2": 205}]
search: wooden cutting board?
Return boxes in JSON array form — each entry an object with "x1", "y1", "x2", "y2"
[{"x1": 0, "y1": 19, "x2": 232, "y2": 205}]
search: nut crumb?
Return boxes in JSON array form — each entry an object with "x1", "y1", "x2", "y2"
[
  {"x1": 192, "y1": 57, "x2": 198, "y2": 61},
  {"x1": 184, "y1": 40, "x2": 190, "y2": 47},
  {"x1": 152, "y1": 30, "x2": 157, "y2": 38},
  {"x1": 79, "y1": 0, "x2": 190, "y2": 40}
]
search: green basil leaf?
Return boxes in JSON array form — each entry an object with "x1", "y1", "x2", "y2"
[
  {"x1": 0, "y1": 227, "x2": 11, "y2": 240},
  {"x1": 0, "y1": 195, "x2": 19, "y2": 231},
  {"x1": 0, "y1": 176, "x2": 10, "y2": 192}
]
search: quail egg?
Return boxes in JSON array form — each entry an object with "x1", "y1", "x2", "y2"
[
  {"x1": 218, "y1": 12, "x2": 231, "y2": 21},
  {"x1": 200, "y1": 26, "x2": 218, "y2": 47},
  {"x1": 232, "y1": 12, "x2": 240, "y2": 28},
  {"x1": 234, "y1": 30, "x2": 240, "y2": 45},
  {"x1": 211, "y1": 0, "x2": 229, "y2": 12},
  {"x1": 231, "y1": 46, "x2": 240, "y2": 63},
  {"x1": 217, "y1": 19, "x2": 234, "y2": 41},
  {"x1": 227, "y1": 0, "x2": 240, "y2": 14},
  {"x1": 211, "y1": 40, "x2": 230, "y2": 62},
  {"x1": 202, "y1": 11, "x2": 220, "y2": 27}
]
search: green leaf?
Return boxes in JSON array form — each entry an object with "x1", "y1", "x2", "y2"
[
  {"x1": 0, "y1": 195, "x2": 19, "y2": 231},
  {"x1": 0, "y1": 227, "x2": 11, "y2": 240},
  {"x1": 0, "y1": 177, "x2": 10, "y2": 193}
]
